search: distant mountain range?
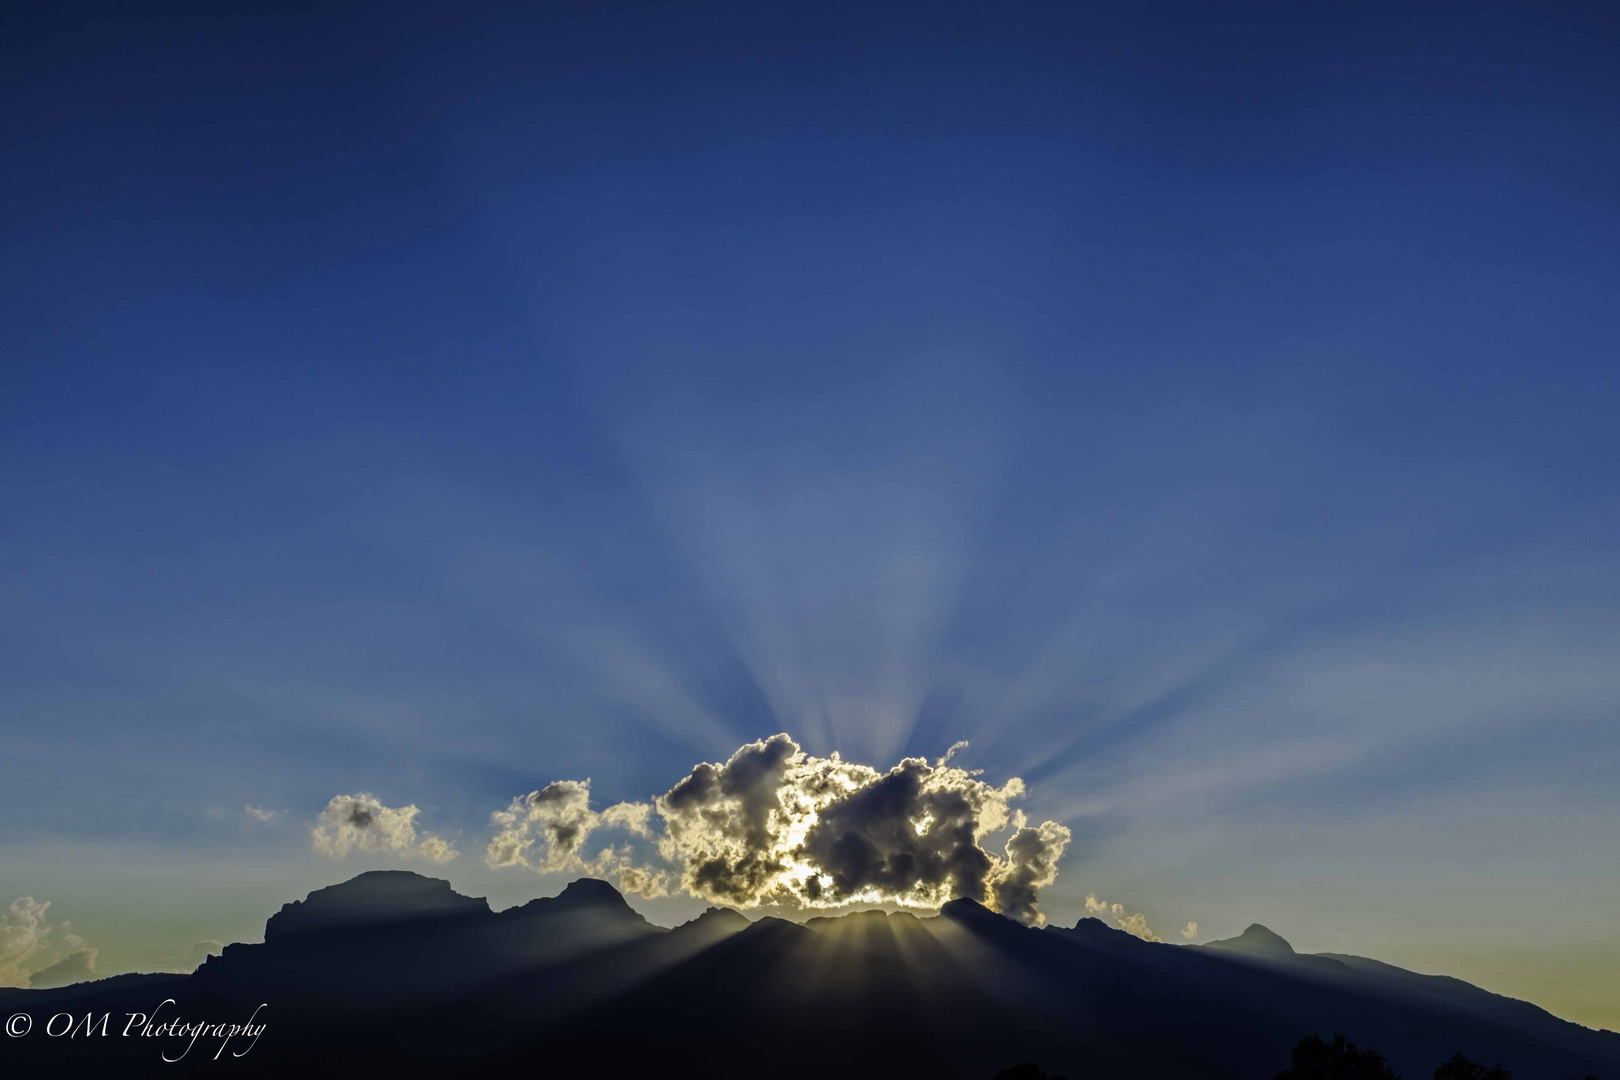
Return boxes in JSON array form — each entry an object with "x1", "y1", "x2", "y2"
[{"x1": 4, "y1": 871, "x2": 1615, "y2": 1079}]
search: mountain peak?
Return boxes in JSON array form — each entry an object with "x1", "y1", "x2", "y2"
[
  {"x1": 264, "y1": 871, "x2": 489, "y2": 940},
  {"x1": 1203, "y1": 922, "x2": 1296, "y2": 958},
  {"x1": 940, "y1": 895, "x2": 985, "y2": 914},
  {"x1": 1041, "y1": 915, "x2": 1152, "y2": 954},
  {"x1": 504, "y1": 877, "x2": 654, "y2": 928},
  {"x1": 734, "y1": 915, "x2": 808, "y2": 942},
  {"x1": 667, "y1": 906, "x2": 751, "y2": 948},
  {"x1": 939, "y1": 896, "x2": 1011, "y2": 928},
  {"x1": 556, "y1": 877, "x2": 629, "y2": 907},
  {"x1": 689, "y1": 906, "x2": 751, "y2": 929},
  {"x1": 1068, "y1": 914, "x2": 1132, "y2": 938}
]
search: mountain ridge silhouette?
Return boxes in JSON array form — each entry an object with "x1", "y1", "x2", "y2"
[{"x1": 4, "y1": 871, "x2": 1616, "y2": 1079}]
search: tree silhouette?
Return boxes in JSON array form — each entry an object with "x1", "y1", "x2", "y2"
[
  {"x1": 992, "y1": 1064, "x2": 1069, "y2": 1080},
  {"x1": 1277, "y1": 1034, "x2": 1402, "y2": 1080},
  {"x1": 1433, "y1": 1053, "x2": 1510, "y2": 1080}
]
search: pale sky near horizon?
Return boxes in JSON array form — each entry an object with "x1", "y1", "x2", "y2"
[{"x1": 4, "y1": 0, "x2": 1618, "y2": 1030}]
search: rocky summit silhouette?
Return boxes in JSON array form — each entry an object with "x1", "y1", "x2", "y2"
[
  {"x1": 3, "y1": 873, "x2": 1616, "y2": 1079},
  {"x1": 1204, "y1": 922, "x2": 1299, "y2": 959}
]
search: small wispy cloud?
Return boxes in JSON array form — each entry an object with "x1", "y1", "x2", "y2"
[
  {"x1": 1086, "y1": 894, "x2": 1164, "y2": 942},
  {"x1": 27, "y1": 947, "x2": 97, "y2": 988},
  {"x1": 244, "y1": 804, "x2": 281, "y2": 823},
  {"x1": 182, "y1": 940, "x2": 223, "y2": 972}
]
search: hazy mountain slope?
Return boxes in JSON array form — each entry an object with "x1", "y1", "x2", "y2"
[
  {"x1": 1190, "y1": 921, "x2": 1619, "y2": 1065},
  {"x1": 1316, "y1": 951, "x2": 1590, "y2": 1031}
]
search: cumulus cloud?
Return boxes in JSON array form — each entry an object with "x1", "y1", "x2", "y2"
[
  {"x1": 651, "y1": 734, "x2": 877, "y2": 907},
  {"x1": 486, "y1": 779, "x2": 666, "y2": 897},
  {"x1": 312, "y1": 793, "x2": 458, "y2": 863},
  {"x1": 990, "y1": 816, "x2": 1073, "y2": 926},
  {"x1": 28, "y1": 947, "x2": 97, "y2": 989},
  {"x1": 1084, "y1": 895, "x2": 1117, "y2": 916},
  {"x1": 1086, "y1": 894, "x2": 1164, "y2": 942},
  {"x1": 586, "y1": 845, "x2": 670, "y2": 899},
  {"x1": 0, "y1": 896, "x2": 54, "y2": 987},
  {"x1": 183, "y1": 940, "x2": 224, "y2": 972},
  {"x1": 244, "y1": 805, "x2": 281, "y2": 822},
  {"x1": 1, "y1": 899, "x2": 100, "y2": 988},
  {"x1": 1180, "y1": 921, "x2": 1199, "y2": 940},
  {"x1": 487, "y1": 735, "x2": 1072, "y2": 923}
]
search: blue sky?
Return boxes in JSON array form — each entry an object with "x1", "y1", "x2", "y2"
[{"x1": 3, "y1": 1, "x2": 1618, "y2": 1026}]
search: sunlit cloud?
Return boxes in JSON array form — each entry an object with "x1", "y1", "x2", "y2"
[
  {"x1": 244, "y1": 804, "x2": 281, "y2": 823},
  {"x1": 0, "y1": 897, "x2": 55, "y2": 987},
  {"x1": 0, "y1": 897, "x2": 95, "y2": 988},
  {"x1": 311, "y1": 793, "x2": 458, "y2": 863},
  {"x1": 486, "y1": 779, "x2": 668, "y2": 898},
  {"x1": 490, "y1": 734, "x2": 1072, "y2": 924},
  {"x1": 991, "y1": 815, "x2": 1072, "y2": 926},
  {"x1": 1086, "y1": 894, "x2": 1163, "y2": 942}
]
